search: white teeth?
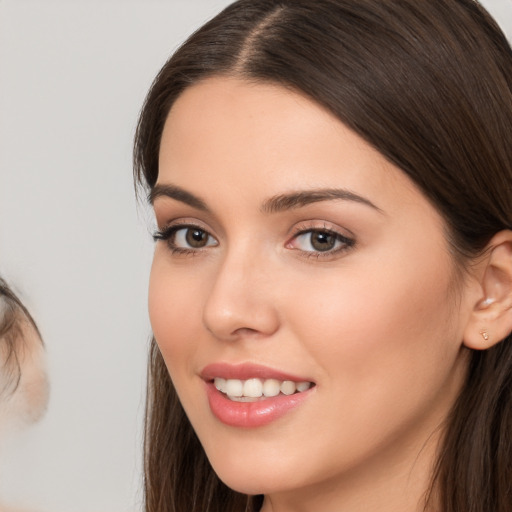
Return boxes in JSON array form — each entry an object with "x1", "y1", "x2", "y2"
[
  {"x1": 280, "y1": 380, "x2": 296, "y2": 395},
  {"x1": 213, "y1": 377, "x2": 313, "y2": 400},
  {"x1": 214, "y1": 378, "x2": 226, "y2": 393},
  {"x1": 224, "y1": 379, "x2": 243, "y2": 397},
  {"x1": 243, "y1": 378, "x2": 263, "y2": 398},
  {"x1": 262, "y1": 379, "x2": 281, "y2": 397},
  {"x1": 296, "y1": 381, "x2": 312, "y2": 392}
]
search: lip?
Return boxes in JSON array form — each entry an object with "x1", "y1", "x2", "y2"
[
  {"x1": 200, "y1": 362, "x2": 312, "y2": 382},
  {"x1": 201, "y1": 363, "x2": 315, "y2": 428}
]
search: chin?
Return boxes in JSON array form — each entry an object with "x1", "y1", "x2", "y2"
[
  {"x1": 205, "y1": 447, "x2": 305, "y2": 497},
  {"x1": 216, "y1": 470, "x2": 285, "y2": 497}
]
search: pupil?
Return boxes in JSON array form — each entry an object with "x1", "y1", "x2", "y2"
[
  {"x1": 186, "y1": 229, "x2": 207, "y2": 247},
  {"x1": 312, "y1": 232, "x2": 335, "y2": 251}
]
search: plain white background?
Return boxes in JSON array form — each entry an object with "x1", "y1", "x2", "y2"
[{"x1": 0, "y1": 1, "x2": 510, "y2": 511}]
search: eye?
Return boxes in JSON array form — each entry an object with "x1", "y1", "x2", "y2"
[
  {"x1": 174, "y1": 227, "x2": 216, "y2": 249},
  {"x1": 288, "y1": 228, "x2": 354, "y2": 255},
  {"x1": 153, "y1": 224, "x2": 218, "y2": 252}
]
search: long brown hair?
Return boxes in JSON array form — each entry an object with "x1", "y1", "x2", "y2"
[{"x1": 134, "y1": 1, "x2": 512, "y2": 511}]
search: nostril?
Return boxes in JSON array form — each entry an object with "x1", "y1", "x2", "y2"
[{"x1": 232, "y1": 327, "x2": 260, "y2": 337}]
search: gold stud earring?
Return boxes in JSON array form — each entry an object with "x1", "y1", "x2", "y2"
[{"x1": 480, "y1": 330, "x2": 490, "y2": 341}]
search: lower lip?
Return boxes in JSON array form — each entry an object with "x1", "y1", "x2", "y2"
[{"x1": 205, "y1": 382, "x2": 313, "y2": 428}]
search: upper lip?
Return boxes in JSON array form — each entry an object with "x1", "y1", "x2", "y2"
[{"x1": 200, "y1": 362, "x2": 313, "y2": 383}]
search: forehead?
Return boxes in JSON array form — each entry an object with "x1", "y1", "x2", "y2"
[
  {"x1": 162, "y1": 79, "x2": 385, "y2": 182},
  {"x1": 161, "y1": 77, "x2": 339, "y2": 165},
  {"x1": 158, "y1": 77, "x2": 432, "y2": 221}
]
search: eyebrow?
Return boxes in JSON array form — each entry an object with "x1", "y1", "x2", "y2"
[
  {"x1": 261, "y1": 189, "x2": 382, "y2": 214},
  {"x1": 149, "y1": 184, "x2": 209, "y2": 211},
  {"x1": 149, "y1": 183, "x2": 382, "y2": 214}
]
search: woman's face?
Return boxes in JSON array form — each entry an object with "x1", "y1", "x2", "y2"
[{"x1": 149, "y1": 77, "x2": 473, "y2": 504}]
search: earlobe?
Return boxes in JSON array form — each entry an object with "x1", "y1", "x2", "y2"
[{"x1": 463, "y1": 230, "x2": 512, "y2": 350}]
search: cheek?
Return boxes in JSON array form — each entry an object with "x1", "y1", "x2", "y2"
[
  {"x1": 148, "y1": 258, "x2": 196, "y2": 365},
  {"x1": 148, "y1": 252, "x2": 199, "y2": 330},
  {"x1": 284, "y1": 246, "x2": 461, "y2": 409},
  {"x1": 148, "y1": 254, "x2": 213, "y2": 399}
]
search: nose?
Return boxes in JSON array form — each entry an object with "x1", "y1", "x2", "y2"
[{"x1": 202, "y1": 248, "x2": 280, "y2": 341}]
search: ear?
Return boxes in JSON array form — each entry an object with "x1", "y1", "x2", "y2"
[{"x1": 464, "y1": 230, "x2": 512, "y2": 350}]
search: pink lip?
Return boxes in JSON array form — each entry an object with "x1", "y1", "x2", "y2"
[
  {"x1": 201, "y1": 363, "x2": 315, "y2": 428},
  {"x1": 200, "y1": 362, "x2": 312, "y2": 382}
]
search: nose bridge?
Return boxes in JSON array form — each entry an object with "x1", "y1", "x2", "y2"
[{"x1": 202, "y1": 240, "x2": 279, "y2": 340}]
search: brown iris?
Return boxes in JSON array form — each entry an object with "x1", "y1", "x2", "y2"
[
  {"x1": 185, "y1": 228, "x2": 209, "y2": 248},
  {"x1": 310, "y1": 231, "x2": 337, "y2": 251}
]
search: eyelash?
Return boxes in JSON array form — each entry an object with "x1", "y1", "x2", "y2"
[
  {"x1": 153, "y1": 222, "x2": 355, "y2": 259},
  {"x1": 153, "y1": 223, "x2": 217, "y2": 256}
]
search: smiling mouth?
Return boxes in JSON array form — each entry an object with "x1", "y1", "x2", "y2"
[{"x1": 213, "y1": 377, "x2": 314, "y2": 402}]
